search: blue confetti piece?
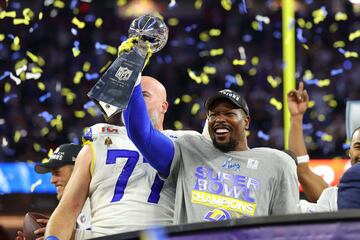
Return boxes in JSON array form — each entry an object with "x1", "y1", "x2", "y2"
[
  {"x1": 257, "y1": 21, "x2": 263, "y2": 31},
  {"x1": 119, "y1": 35, "x2": 128, "y2": 42},
  {"x1": 38, "y1": 111, "x2": 54, "y2": 122},
  {"x1": 296, "y1": 28, "x2": 307, "y2": 43},
  {"x1": 40, "y1": 148, "x2": 47, "y2": 153},
  {"x1": 156, "y1": 55, "x2": 164, "y2": 64},
  {"x1": 302, "y1": 123, "x2": 313, "y2": 131},
  {"x1": 85, "y1": 73, "x2": 99, "y2": 80},
  {"x1": 71, "y1": 28, "x2": 78, "y2": 36},
  {"x1": 343, "y1": 60, "x2": 352, "y2": 70},
  {"x1": 185, "y1": 37, "x2": 195, "y2": 45},
  {"x1": 185, "y1": 24, "x2": 197, "y2": 33},
  {"x1": 273, "y1": 31, "x2": 281, "y2": 39},
  {"x1": 164, "y1": 55, "x2": 172, "y2": 64},
  {"x1": 238, "y1": 0, "x2": 247, "y2": 14},
  {"x1": 10, "y1": 1, "x2": 21, "y2": 9},
  {"x1": 225, "y1": 75, "x2": 237, "y2": 88},
  {"x1": 0, "y1": 71, "x2": 11, "y2": 81},
  {"x1": 74, "y1": 40, "x2": 80, "y2": 48},
  {"x1": 72, "y1": 137, "x2": 80, "y2": 145},
  {"x1": 0, "y1": 43, "x2": 3, "y2": 51},
  {"x1": 168, "y1": 0, "x2": 177, "y2": 9},
  {"x1": 4, "y1": 94, "x2": 17, "y2": 103},
  {"x1": 330, "y1": 68, "x2": 343, "y2": 76},
  {"x1": 242, "y1": 34, "x2": 252, "y2": 42},
  {"x1": 257, "y1": 130, "x2": 270, "y2": 141},
  {"x1": 7, "y1": 34, "x2": 14, "y2": 40},
  {"x1": 170, "y1": 40, "x2": 181, "y2": 47},
  {"x1": 316, "y1": 131, "x2": 324, "y2": 138},
  {"x1": 39, "y1": 92, "x2": 51, "y2": 102},
  {"x1": 85, "y1": 14, "x2": 96, "y2": 22},
  {"x1": 95, "y1": 42, "x2": 107, "y2": 50},
  {"x1": 83, "y1": 100, "x2": 95, "y2": 109},
  {"x1": 338, "y1": 48, "x2": 345, "y2": 54},
  {"x1": 305, "y1": 79, "x2": 319, "y2": 85},
  {"x1": 11, "y1": 52, "x2": 21, "y2": 60},
  {"x1": 70, "y1": 0, "x2": 78, "y2": 9},
  {"x1": 197, "y1": 42, "x2": 205, "y2": 49},
  {"x1": 342, "y1": 143, "x2": 350, "y2": 150}
]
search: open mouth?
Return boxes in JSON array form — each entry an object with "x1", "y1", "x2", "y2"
[{"x1": 213, "y1": 126, "x2": 231, "y2": 137}]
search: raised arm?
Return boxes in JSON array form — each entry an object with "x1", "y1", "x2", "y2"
[
  {"x1": 45, "y1": 145, "x2": 92, "y2": 240},
  {"x1": 123, "y1": 79, "x2": 175, "y2": 177},
  {"x1": 288, "y1": 82, "x2": 328, "y2": 202}
]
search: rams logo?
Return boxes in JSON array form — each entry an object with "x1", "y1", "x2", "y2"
[{"x1": 204, "y1": 209, "x2": 231, "y2": 221}]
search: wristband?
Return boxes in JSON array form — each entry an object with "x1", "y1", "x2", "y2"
[
  {"x1": 45, "y1": 236, "x2": 59, "y2": 240},
  {"x1": 297, "y1": 154, "x2": 310, "y2": 164}
]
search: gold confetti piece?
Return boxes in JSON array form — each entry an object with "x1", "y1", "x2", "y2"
[
  {"x1": 5, "y1": 82, "x2": 11, "y2": 93},
  {"x1": 72, "y1": 47, "x2": 81, "y2": 57},
  {"x1": 251, "y1": 21, "x2": 259, "y2": 31},
  {"x1": 11, "y1": 36, "x2": 21, "y2": 51},
  {"x1": 50, "y1": 115, "x2": 63, "y2": 132},
  {"x1": 302, "y1": 44, "x2": 309, "y2": 50},
  {"x1": 322, "y1": 94, "x2": 334, "y2": 102},
  {"x1": 13, "y1": 18, "x2": 30, "y2": 25},
  {"x1": 201, "y1": 73, "x2": 209, "y2": 84},
  {"x1": 344, "y1": 51, "x2": 358, "y2": 58},
  {"x1": 191, "y1": 103, "x2": 200, "y2": 115},
  {"x1": 39, "y1": 12, "x2": 43, "y2": 20},
  {"x1": 14, "y1": 130, "x2": 21, "y2": 143},
  {"x1": 321, "y1": 133, "x2": 333, "y2": 142},
  {"x1": 61, "y1": 88, "x2": 76, "y2": 105},
  {"x1": 317, "y1": 79, "x2": 330, "y2": 87},
  {"x1": 82, "y1": 62, "x2": 91, "y2": 72},
  {"x1": 0, "y1": 34, "x2": 5, "y2": 41},
  {"x1": 248, "y1": 68, "x2": 257, "y2": 76},
  {"x1": 95, "y1": 18, "x2": 103, "y2": 28},
  {"x1": 235, "y1": 74, "x2": 244, "y2": 86},
  {"x1": 245, "y1": 130, "x2": 250, "y2": 137},
  {"x1": 312, "y1": 7, "x2": 327, "y2": 24},
  {"x1": 305, "y1": 136, "x2": 313, "y2": 143},
  {"x1": 199, "y1": 32, "x2": 210, "y2": 42},
  {"x1": 297, "y1": 18, "x2": 306, "y2": 28},
  {"x1": 174, "y1": 121, "x2": 183, "y2": 130},
  {"x1": 22, "y1": 8, "x2": 34, "y2": 21},
  {"x1": 31, "y1": 179, "x2": 42, "y2": 192},
  {"x1": 187, "y1": 69, "x2": 202, "y2": 84},
  {"x1": 221, "y1": 0, "x2": 232, "y2": 11},
  {"x1": 100, "y1": 61, "x2": 112, "y2": 73},
  {"x1": 54, "y1": 0, "x2": 65, "y2": 8},
  {"x1": 328, "y1": 100, "x2": 337, "y2": 108},
  {"x1": 335, "y1": 12, "x2": 348, "y2": 21},
  {"x1": 209, "y1": 28, "x2": 221, "y2": 37},
  {"x1": 349, "y1": 30, "x2": 360, "y2": 41},
  {"x1": 232, "y1": 59, "x2": 246, "y2": 65},
  {"x1": 194, "y1": 0, "x2": 202, "y2": 9},
  {"x1": 74, "y1": 111, "x2": 86, "y2": 118},
  {"x1": 251, "y1": 56, "x2": 259, "y2": 66},
  {"x1": 106, "y1": 46, "x2": 117, "y2": 55},
  {"x1": 26, "y1": 51, "x2": 39, "y2": 62},
  {"x1": 0, "y1": 11, "x2": 16, "y2": 19},
  {"x1": 87, "y1": 108, "x2": 97, "y2": 117},
  {"x1": 40, "y1": 127, "x2": 49, "y2": 136},
  {"x1": 167, "y1": 18, "x2": 179, "y2": 26},
  {"x1": 72, "y1": 17, "x2": 86, "y2": 29},
  {"x1": 174, "y1": 98, "x2": 181, "y2": 105},
  {"x1": 270, "y1": 97, "x2": 283, "y2": 110},
  {"x1": 267, "y1": 75, "x2": 282, "y2": 88},
  {"x1": 203, "y1": 66, "x2": 216, "y2": 74},
  {"x1": 182, "y1": 95, "x2": 192, "y2": 103},
  {"x1": 33, "y1": 143, "x2": 41, "y2": 152},
  {"x1": 305, "y1": 21, "x2": 312, "y2": 29},
  {"x1": 329, "y1": 23, "x2": 338, "y2": 33},
  {"x1": 15, "y1": 58, "x2": 27, "y2": 72},
  {"x1": 303, "y1": 70, "x2": 314, "y2": 81},
  {"x1": 31, "y1": 67, "x2": 43, "y2": 73},
  {"x1": 37, "y1": 82, "x2": 46, "y2": 91},
  {"x1": 117, "y1": 0, "x2": 127, "y2": 6}
]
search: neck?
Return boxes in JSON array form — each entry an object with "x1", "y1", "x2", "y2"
[{"x1": 234, "y1": 138, "x2": 249, "y2": 151}]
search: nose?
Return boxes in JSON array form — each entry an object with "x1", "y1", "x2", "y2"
[
  {"x1": 50, "y1": 175, "x2": 58, "y2": 184},
  {"x1": 214, "y1": 113, "x2": 226, "y2": 122}
]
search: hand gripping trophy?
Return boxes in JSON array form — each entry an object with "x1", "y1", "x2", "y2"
[{"x1": 88, "y1": 14, "x2": 168, "y2": 119}]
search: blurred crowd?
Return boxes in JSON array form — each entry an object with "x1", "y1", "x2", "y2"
[{"x1": 1, "y1": 0, "x2": 360, "y2": 163}]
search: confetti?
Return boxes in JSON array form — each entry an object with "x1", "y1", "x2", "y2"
[
  {"x1": 257, "y1": 131, "x2": 270, "y2": 141},
  {"x1": 270, "y1": 98, "x2": 282, "y2": 110},
  {"x1": 30, "y1": 179, "x2": 42, "y2": 193},
  {"x1": 38, "y1": 111, "x2": 54, "y2": 122}
]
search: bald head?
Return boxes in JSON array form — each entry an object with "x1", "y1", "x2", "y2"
[{"x1": 141, "y1": 76, "x2": 168, "y2": 131}]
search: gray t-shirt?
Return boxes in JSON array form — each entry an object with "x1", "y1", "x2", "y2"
[{"x1": 170, "y1": 134, "x2": 300, "y2": 224}]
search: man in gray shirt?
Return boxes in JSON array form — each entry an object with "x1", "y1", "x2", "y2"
[{"x1": 123, "y1": 79, "x2": 300, "y2": 224}]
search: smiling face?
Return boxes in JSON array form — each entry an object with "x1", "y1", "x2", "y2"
[
  {"x1": 50, "y1": 165, "x2": 74, "y2": 200},
  {"x1": 349, "y1": 128, "x2": 360, "y2": 166},
  {"x1": 207, "y1": 99, "x2": 250, "y2": 152}
]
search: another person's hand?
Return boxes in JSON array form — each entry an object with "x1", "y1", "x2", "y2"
[
  {"x1": 33, "y1": 218, "x2": 49, "y2": 240},
  {"x1": 16, "y1": 230, "x2": 25, "y2": 240},
  {"x1": 287, "y1": 82, "x2": 309, "y2": 117}
]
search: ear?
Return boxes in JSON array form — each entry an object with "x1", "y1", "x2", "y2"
[
  {"x1": 162, "y1": 101, "x2": 169, "y2": 114},
  {"x1": 243, "y1": 115, "x2": 250, "y2": 129}
]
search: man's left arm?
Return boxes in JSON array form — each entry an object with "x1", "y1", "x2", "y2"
[{"x1": 45, "y1": 145, "x2": 92, "y2": 240}]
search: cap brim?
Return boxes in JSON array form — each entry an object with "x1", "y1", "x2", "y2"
[
  {"x1": 34, "y1": 161, "x2": 66, "y2": 174},
  {"x1": 205, "y1": 94, "x2": 241, "y2": 111}
]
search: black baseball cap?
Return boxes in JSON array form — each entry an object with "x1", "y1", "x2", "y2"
[
  {"x1": 205, "y1": 89, "x2": 250, "y2": 116},
  {"x1": 35, "y1": 143, "x2": 82, "y2": 174}
]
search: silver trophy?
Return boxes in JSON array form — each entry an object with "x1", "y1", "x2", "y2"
[{"x1": 88, "y1": 14, "x2": 168, "y2": 119}]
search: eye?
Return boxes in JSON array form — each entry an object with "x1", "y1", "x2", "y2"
[
  {"x1": 208, "y1": 113, "x2": 217, "y2": 120},
  {"x1": 225, "y1": 112, "x2": 237, "y2": 117}
]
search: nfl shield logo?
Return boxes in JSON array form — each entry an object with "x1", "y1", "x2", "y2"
[{"x1": 115, "y1": 66, "x2": 133, "y2": 81}]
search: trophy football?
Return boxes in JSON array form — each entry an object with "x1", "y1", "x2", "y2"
[{"x1": 88, "y1": 14, "x2": 168, "y2": 119}]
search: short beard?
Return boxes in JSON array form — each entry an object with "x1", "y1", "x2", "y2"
[{"x1": 213, "y1": 139, "x2": 238, "y2": 152}]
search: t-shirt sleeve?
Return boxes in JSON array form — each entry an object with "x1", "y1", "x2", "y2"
[{"x1": 270, "y1": 151, "x2": 300, "y2": 215}]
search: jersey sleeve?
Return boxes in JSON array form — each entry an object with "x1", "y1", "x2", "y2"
[
  {"x1": 270, "y1": 151, "x2": 300, "y2": 214},
  {"x1": 123, "y1": 84, "x2": 175, "y2": 177}
]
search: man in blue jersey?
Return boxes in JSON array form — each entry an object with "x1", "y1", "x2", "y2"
[{"x1": 123, "y1": 76, "x2": 300, "y2": 224}]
